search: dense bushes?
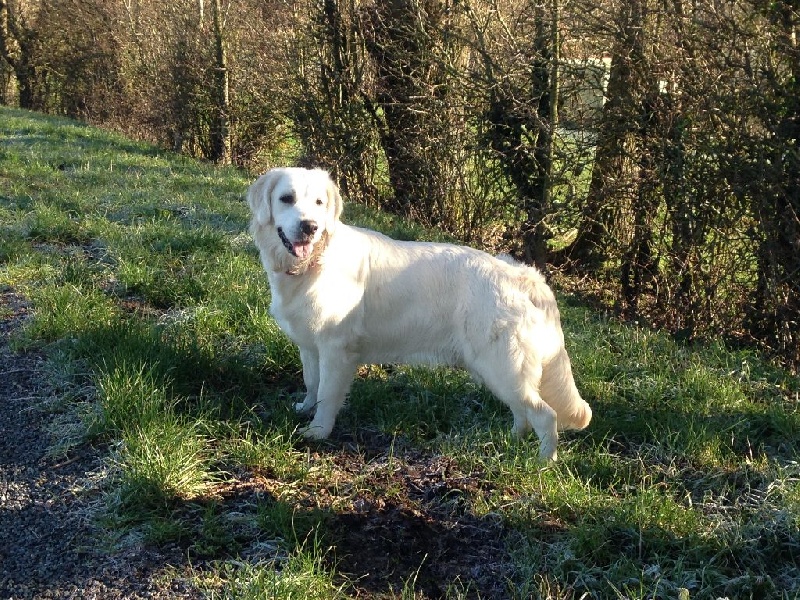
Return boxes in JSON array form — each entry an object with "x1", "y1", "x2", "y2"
[{"x1": 1, "y1": 0, "x2": 797, "y2": 369}]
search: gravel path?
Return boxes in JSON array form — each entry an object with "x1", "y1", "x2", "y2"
[{"x1": 0, "y1": 291, "x2": 199, "y2": 599}]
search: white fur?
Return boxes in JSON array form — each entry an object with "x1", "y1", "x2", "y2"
[{"x1": 248, "y1": 167, "x2": 591, "y2": 460}]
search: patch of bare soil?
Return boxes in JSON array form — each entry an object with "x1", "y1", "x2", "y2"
[
  {"x1": 321, "y1": 442, "x2": 513, "y2": 599},
  {"x1": 0, "y1": 290, "x2": 199, "y2": 599}
]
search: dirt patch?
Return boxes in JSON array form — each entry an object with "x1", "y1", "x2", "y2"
[
  {"x1": 309, "y1": 437, "x2": 514, "y2": 598},
  {"x1": 331, "y1": 501, "x2": 509, "y2": 598}
]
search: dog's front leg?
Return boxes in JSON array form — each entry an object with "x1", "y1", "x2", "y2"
[
  {"x1": 299, "y1": 349, "x2": 357, "y2": 440},
  {"x1": 295, "y1": 347, "x2": 320, "y2": 414}
]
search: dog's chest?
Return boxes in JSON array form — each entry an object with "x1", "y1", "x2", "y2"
[
  {"x1": 269, "y1": 274, "x2": 363, "y2": 347},
  {"x1": 269, "y1": 283, "x2": 315, "y2": 343}
]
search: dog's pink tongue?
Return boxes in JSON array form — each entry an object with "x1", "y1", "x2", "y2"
[{"x1": 293, "y1": 242, "x2": 313, "y2": 259}]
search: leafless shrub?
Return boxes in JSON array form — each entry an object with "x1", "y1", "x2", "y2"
[{"x1": 1, "y1": 0, "x2": 796, "y2": 369}]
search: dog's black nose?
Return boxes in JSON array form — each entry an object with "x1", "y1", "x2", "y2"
[{"x1": 300, "y1": 220, "x2": 318, "y2": 236}]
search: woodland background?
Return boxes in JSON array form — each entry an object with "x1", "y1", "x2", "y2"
[{"x1": 1, "y1": 0, "x2": 798, "y2": 370}]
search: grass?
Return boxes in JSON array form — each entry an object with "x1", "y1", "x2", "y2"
[{"x1": 1, "y1": 106, "x2": 799, "y2": 599}]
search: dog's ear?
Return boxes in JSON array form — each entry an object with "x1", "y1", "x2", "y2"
[
  {"x1": 247, "y1": 169, "x2": 283, "y2": 226},
  {"x1": 326, "y1": 174, "x2": 343, "y2": 226}
]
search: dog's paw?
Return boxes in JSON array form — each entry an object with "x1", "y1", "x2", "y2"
[
  {"x1": 294, "y1": 395, "x2": 316, "y2": 414},
  {"x1": 298, "y1": 425, "x2": 319, "y2": 439},
  {"x1": 295, "y1": 401, "x2": 313, "y2": 414},
  {"x1": 298, "y1": 420, "x2": 332, "y2": 440},
  {"x1": 537, "y1": 440, "x2": 558, "y2": 462}
]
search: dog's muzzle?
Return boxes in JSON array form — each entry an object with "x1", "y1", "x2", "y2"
[{"x1": 278, "y1": 224, "x2": 316, "y2": 260}]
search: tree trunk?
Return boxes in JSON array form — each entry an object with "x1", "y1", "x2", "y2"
[
  {"x1": 364, "y1": 0, "x2": 448, "y2": 223},
  {"x1": 0, "y1": 0, "x2": 40, "y2": 109},
  {"x1": 568, "y1": 0, "x2": 648, "y2": 270},
  {"x1": 210, "y1": 0, "x2": 231, "y2": 164},
  {"x1": 483, "y1": 3, "x2": 557, "y2": 272},
  {"x1": 523, "y1": 7, "x2": 556, "y2": 271},
  {"x1": 748, "y1": 0, "x2": 800, "y2": 367}
]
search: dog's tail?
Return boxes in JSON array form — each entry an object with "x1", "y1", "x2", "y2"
[{"x1": 541, "y1": 347, "x2": 592, "y2": 431}]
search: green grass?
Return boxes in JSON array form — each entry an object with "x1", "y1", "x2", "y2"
[{"x1": 1, "y1": 106, "x2": 799, "y2": 599}]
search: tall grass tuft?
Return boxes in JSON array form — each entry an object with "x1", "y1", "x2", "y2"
[
  {"x1": 112, "y1": 416, "x2": 213, "y2": 516},
  {"x1": 92, "y1": 362, "x2": 174, "y2": 436},
  {"x1": 204, "y1": 541, "x2": 347, "y2": 600}
]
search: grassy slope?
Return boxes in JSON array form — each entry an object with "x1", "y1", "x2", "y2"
[{"x1": 1, "y1": 107, "x2": 799, "y2": 599}]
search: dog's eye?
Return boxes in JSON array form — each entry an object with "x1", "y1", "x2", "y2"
[
  {"x1": 315, "y1": 198, "x2": 324, "y2": 206},
  {"x1": 279, "y1": 194, "x2": 294, "y2": 205}
]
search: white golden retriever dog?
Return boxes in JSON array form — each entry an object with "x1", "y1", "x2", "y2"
[{"x1": 248, "y1": 167, "x2": 591, "y2": 460}]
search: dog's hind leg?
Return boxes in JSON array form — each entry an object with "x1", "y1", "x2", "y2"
[
  {"x1": 299, "y1": 349, "x2": 358, "y2": 440},
  {"x1": 501, "y1": 383, "x2": 558, "y2": 461},
  {"x1": 468, "y1": 358, "x2": 559, "y2": 461},
  {"x1": 519, "y1": 393, "x2": 559, "y2": 461}
]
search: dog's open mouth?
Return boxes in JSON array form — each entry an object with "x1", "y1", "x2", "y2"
[{"x1": 278, "y1": 227, "x2": 313, "y2": 260}]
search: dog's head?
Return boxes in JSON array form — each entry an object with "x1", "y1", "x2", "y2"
[{"x1": 248, "y1": 167, "x2": 343, "y2": 272}]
